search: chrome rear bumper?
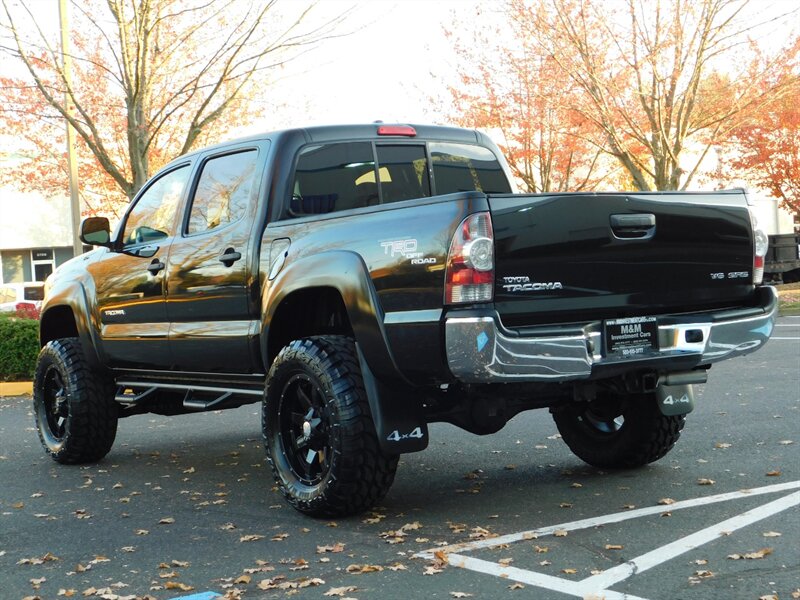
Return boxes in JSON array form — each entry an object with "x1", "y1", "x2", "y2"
[{"x1": 445, "y1": 287, "x2": 778, "y2": 383}]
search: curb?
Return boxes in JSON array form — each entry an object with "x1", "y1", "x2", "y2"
[{"x1": 0, "y1": 381, "x2": 33, "y2": 397}]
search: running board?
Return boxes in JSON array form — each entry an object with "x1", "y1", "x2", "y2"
[{"x1": 115, "y1": 380, "x2": 263, "y2": 413}]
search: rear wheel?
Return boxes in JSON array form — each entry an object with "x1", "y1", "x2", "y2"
[
  {"x1": 552, "y1": 392, "x2": 685, "y2": 469},
  {"x1": 33, "y1": 338, "x2": 118, "y2": 463},
  {"x1": 263, "y1": 335, "x2": 398, "y2": 517}
]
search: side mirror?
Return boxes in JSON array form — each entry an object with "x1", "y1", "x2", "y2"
[{"x1": 80, "y1": 217, "x2": 111, "y2": 247}]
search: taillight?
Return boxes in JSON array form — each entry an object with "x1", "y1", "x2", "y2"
[
  {"x1": 445, "y1": 212, "x2": 494, "y2": 304},
  {"x1": 750, "y1": 211, "x2": 768, "y2": 285}
]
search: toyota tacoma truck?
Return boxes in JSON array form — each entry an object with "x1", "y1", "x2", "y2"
[{"x1": 34, "y1": 123, "x2": 777, "y2": 516}]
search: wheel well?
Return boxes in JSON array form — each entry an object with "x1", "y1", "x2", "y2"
[
  {"x1": 40, "y1": 305, "x2": 79, "y2": 347},
  {"x1": 267, "y1": 287, "x2": 353, "y2": 365}
]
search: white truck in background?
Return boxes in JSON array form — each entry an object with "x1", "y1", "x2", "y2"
[{"x1": 749, "y1": 196, "x2": 800, "y2": 283}]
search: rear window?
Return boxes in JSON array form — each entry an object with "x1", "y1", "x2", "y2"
[
  {"x1": 285, "y1": 139, "x2": 511, "y2": 219},
  {"x1": 430, "y1": 143, "x2": 512, "y2": 194}
]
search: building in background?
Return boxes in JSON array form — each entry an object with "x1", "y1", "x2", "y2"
[{"x1": 0, "y1": 187, "x2": 80, "y2": 284}]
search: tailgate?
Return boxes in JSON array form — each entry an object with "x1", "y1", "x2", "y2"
[{"x1": 488, "y1": 191, "x2": 755, "y2": 327}]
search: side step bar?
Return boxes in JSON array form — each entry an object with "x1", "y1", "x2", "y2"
[{"x1": 115, "y1": 380, "x2": 262, "y2": 413}]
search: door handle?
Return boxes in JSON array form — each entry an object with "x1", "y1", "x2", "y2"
[
  {"x1": 610, "y1": 213, "x2": 656, "y2": 240},
  {"x1": 219, "y1": 248, "x2": 242, "y2": 267},
  {"x1": 147, "y1": 259, "x2": 165, "y2": 275}
]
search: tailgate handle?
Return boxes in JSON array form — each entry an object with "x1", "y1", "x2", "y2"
[{"x1": 610, "y1": 213, "x2": 656, "y2": 239}]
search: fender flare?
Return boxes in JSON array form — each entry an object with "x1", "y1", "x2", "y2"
[
  {"x1": 261, "y1": 250, "x2": 405, "y2": 384},
  {"x1": 40, "y1": 281, "x2": 105, "y2": 371}
]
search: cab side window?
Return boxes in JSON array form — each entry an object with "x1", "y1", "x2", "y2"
[
  {"x1": 429, "y1": 143, "x2": 512, "y2": 194},
  {"x1": 123, "y1": 166, "x2": 190, "y2": 246},
  {"x1": 186, "y1": 150, "x2": 258, "y2": 235},
  {"x1": 291, "y1": 143, "x2": 375, "y2": 216}
]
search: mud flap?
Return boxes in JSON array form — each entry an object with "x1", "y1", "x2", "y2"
[
  {"x1": 656, "y1": 383, "x2": 695, "y2": 416},
  {"x1": 356, "y1": 344, "x2": 429, "y2": 454}
]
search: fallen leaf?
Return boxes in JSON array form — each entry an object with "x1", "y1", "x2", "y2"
[
  {"x1": 728, "y1": 548, "x2": 773, "y2": 560},
  {"x1": 433, "y1": 549, "x2": 449, "y2": 568},
  {"x1": 317, "y1": 543, "x2": 345, "y2": 554},
  {"x1": 553, "y1": 530, "x2": 568, "y2": 537},
  {"x1": 324, "y1": 586, "x2": 358, "y2": 597},
  {"x1": 714, "y1": 442, "x2": 732, "y2": 449},
  {"x1": 424, "y1": 566, "x2": 444, "y2": 575},
  {"x1": 694, "y1": 559, "x2": 708, "y2": 565},
  {"x1": 450, "y1": 593, "x2": 472, "y2": 598},
  {"x1": 562, "y1": 568, "x2": 577, "y2": 574},
  {"x1": 239, "y1": 534, "x2": 265, "y2": 543},
  {"x1": 695, "y1": 570, "x2": 715, "y2": 578},
  {"x1": 762, "y1": 531, "x2": 781, "y2": 537},
  {"x1": 159, "y1": 517, "x2": 175, "y2": 525},
  {"x1": 622, "y1": 504, "x2": 636, "y2": 509},
  {"x1": 766, "y1": 470, "x2": 781, "y2": 477},
  {"x1": 604, "y1": 544, "x2": 624, "y2": 550},
  {"x1": 135, "y1": 529, "x2": 149, "y2": 536},
  {"x1": 120, "y1": 547, "x2": 135, "y2": 553},
  {"x1": 498, "y1": 558, "x2": 513, "y2": 566},
  {"x1": 12, "y1": 502, "x2": 24, "y2": 509},
  {"x1": 658, "y1": 498, "x2": 676, "y2": 505},
  {"x1": 346, "y1": 564, "x2": 383, "y2": 574},
  {"x1": 234, "y1": 575, "x2": 251, "y2": 585},
  {"x1": 172, "y1": 560, "x2": 190, "y2": 567},
  {"x1": 159, "y1": 571, "x2": 179, "y2": 579},
  {"x1": 58, "y1": 590, "x2": 77, "y2": 597},
  {"x1": 164, "y1": 582, "x2": 194, "y2": 591},
  {"x1": 539, "y1": 560, "x2": 552, "y2": 566},
  {"x1": 778, "y1": 440, "x2": 794, "y2": 445},
  {"x1": 559, "y1": 503, "x2": 573, "y2": 508},
  {"x1": 759, "y1": 595, "x2": 779, "y2": 600},
  {"x1": 534, "y1": 545, "x2": 549, "y2": 553},
  {"x1": 697, "y1": 478, "x2": 715, "y2": 486},
  {"x1": 508, "y1": 583, "x2": 524, "y2": 590},
  {"x1": 387, "y1": 563, "x2": 407, "y2": 571},
  {"x1": 271, "y1": 533, "x2": 289, "y2": 541}
]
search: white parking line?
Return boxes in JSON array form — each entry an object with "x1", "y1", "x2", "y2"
[
  {"x1": 417, "y1": 481, "x2": 800, "y2": 599},
  {"x1": 578, "y1": 491, "x2": 800, "y2": 592},
  {"x1": 771, "y1": 337, "x2": 800, "y2": 340},
  {"x1": 417, "y1": 480, "x2": 800, "y2": 556}
]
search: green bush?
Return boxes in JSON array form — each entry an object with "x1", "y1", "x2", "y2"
[{"x1": 0, "y1": 313, "x2": 40, "y2": 381}]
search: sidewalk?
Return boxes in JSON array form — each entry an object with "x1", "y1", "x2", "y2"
[{"x1": 0, "y1": 381, "x2": 32, "y2": 397}]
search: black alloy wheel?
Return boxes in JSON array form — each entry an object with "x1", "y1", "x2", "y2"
[{"x1": 277, "y1": 372, "x2": 332, "y2": 486}]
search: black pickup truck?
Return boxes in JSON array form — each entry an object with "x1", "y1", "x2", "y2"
[{"x1": 34, "y1": 124, "x2": 777, "y2": 516}]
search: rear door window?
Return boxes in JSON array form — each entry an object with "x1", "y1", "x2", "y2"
[
  {"x1": 186, "y1": 150, "x2": 258, "y2": 235},
  {"x1": 430, "y1": 143, "x2": 512, "y2": 194}
]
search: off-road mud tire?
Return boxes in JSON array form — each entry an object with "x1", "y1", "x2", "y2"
[
  {"x1": 263, "y1": 335, "x2": 398, "y2": 517},
  {"x1": 552, "y1": 392, "x2": 685, "y2": 469},
  {"x1": 33, "y1": 338, "x2": 118, "y2": 463}
]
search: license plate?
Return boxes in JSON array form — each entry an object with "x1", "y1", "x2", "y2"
[{"x1": 605, "y1": 316, "x2": 659, "y2": 357}]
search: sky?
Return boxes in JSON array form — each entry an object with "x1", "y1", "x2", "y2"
[{"x1": 249, "y1": 0, "x2": 474, "y2": 130}]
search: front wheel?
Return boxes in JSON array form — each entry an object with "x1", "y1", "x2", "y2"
[
  {"x1": 263, "y1": 336, "x2": 398, "y2": 517},
  {"x1": 33, "y1": 338, "x2": 118, "y2": 464},
  {"x1": 552, "y1": 392, "x2": 685, "y2": 469}
]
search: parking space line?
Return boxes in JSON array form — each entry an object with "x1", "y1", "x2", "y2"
[
  {"x1": 771, "y1": 337, "x2": 800, "y2": 340},
  {"x1": 447, "y1": 553, "x2": 652, "y2": 600},
  {"x1": 416, "y1": 480, "x2": 800, "y2": 557},
  {"x1": 577, "y1": 490, "x2": 800, "y2": 592},
  {"x1": 416, "y1": 481, "x2": 800, "y2": 599}
]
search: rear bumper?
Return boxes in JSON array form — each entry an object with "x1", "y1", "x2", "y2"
[{"x1": 445, "y1": 286, "x2": 778, "y2": 383}]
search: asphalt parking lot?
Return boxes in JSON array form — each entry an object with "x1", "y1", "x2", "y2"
[{"x1": 1, "y1": 316, "x2": 798, "y2": 600}]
